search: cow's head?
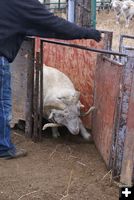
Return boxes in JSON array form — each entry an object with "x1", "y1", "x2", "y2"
[
  {"x1": 111, "y1": 0, "x2": 121, "y2": 9},
  {"x1": 45, "y1": 91, "x2": 81, "y2": 135},
  {"x1": 122, "y1": 1, "x2": 131, "y2": 10},
  {"x1": 43, "y1": 91, "x2": 95, "y2": 135},
  {"x1": 48, "y1": 103, "x2": 81, "y2": 135}
]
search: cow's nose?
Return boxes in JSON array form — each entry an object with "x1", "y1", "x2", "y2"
[{"x1": 72, "y1": 127, "x2": 79, "y2": 135}]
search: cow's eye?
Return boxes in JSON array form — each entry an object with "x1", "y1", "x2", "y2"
[{"x1": 60, "y1": 114, "x2": 65, "y2": 118}]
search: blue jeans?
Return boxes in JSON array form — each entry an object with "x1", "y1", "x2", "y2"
[{"x1": 0, "y1": 57, "x2": 16, "y2": 157}]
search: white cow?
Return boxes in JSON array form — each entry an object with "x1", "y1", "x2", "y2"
[
  {"x1": 111, "y1": 0, "x2": 124, "y2": 24},
  {"x1": 122, "y1": 0, "x2": 134, "y2": 27},
  {"x1": 42, "y1": 65, "x2": 95, "y2": 141}
]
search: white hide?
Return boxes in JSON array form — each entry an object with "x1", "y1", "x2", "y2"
[
  {"x1": 111, "y1": 0, "x2": 124, "y2": 24},
  {"x1": 43, "y1": 65, "x2": 76, "y2": 105},
  {"x1": 42, "y1": 65, "x2": 92, "y2": 141},
  {"x1": 122, "y1": 0, "x2": 134, "y2": 27}
]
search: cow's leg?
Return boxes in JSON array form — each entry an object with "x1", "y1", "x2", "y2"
[
  {"x1": 125, "y1": 15, "x2": 131, "y2": 27},
  {"x1": 116, "y1": 12, "x2": 121, "y2": 24},
  {"x1": 127, "y1": 14, "x2": 133, "y2": 26},
  {"x1": 52, "y1": 127, "x2": 60, "y2": 138},
  {"x1": 79, "y1": 119, "x2": 92, "y2": 141}
]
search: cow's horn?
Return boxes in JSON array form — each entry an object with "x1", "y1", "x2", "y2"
[
  {"x1": 42, "y1": 123, "x2": 61, "y2": 130},
  {"x1": 80, "y1": 106, "x2": 95, "y2": 117},
  {"x1": 79, "y1": 101, "x2": 85, "y2": 108}
]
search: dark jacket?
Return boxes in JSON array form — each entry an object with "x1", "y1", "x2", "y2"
[{"x1": 0, "y1": 0, "x2": 101, "y2": 62}]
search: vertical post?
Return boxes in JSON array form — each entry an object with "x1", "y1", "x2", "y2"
[
  {"x1": 25, "y1": 39, "x2": 35, "y2": 138},
  {"x1": 38, "y1": 42, "x2": 44, "y2": 141},
  {"x1": 91, "y1": 0, "x2": 96, "y2": 28},
  {"x1": 120, "y1": 70, "x2": 134, "y2": 186},
  {"x1": 33, "y1": 38, "x2": 43, "y2": 142},
  {"x1": 75, "y1": 0, "x2": 92, "y2": 27},
  {"x1": 68, "y1": 0, "x2": 75, "y2": 22},
  {"x1": 33, "y1": 52, "x2": 40, "y2": 142}
]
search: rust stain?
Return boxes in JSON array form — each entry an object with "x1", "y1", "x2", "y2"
[{"x1": 92, "y1": 55, "x2": 123, "y2": 166}]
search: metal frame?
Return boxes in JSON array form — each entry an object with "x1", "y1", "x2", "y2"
[
  {"x1": 39, "y1": 38, "x2": 127, "y2": 57},
  {"x1": 11, "y1": 37, "x2": 35, "y2": 138},
  {"x1": 120, "y1": 35, "x2": 134, "y2": 186},
  {"x1": 30, "y1": 32, "x2": 127, "y2": 142},
  {"x1": 25, "y1": 37, "x2": 35, "y2": 138},
  {"x1": 24, "y1": 34, "x2": 134, "y2": 185}
]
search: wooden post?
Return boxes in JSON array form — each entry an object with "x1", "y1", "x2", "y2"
[
  {"x1": 32, "y1": 38, "x2": 43, "y2": 142},
  {"x1": 33, "y1": 52, "x2": 40, "y2": 141},
  {"x1": 38, "y1": 42, "x2": 43, "y2": 141},
  {"x1": 25, "y1": 38, "x2": 35, "y2": 138},
  {"x1": 75, "y1": 0, "x2": 91, "y2": 27}
]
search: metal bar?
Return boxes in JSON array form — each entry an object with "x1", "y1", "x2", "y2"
[
  {"x1": 119, "y1": 34, "x2": 134, "y2": 52},
  {"x1": 33, "y1": 52, "x2": 40, "y2": 142},
  {"x1": 38, "y1": 44, "x2": 43, "y2": 141},
  {"x1": 68, "y1": 0, "x2": 75, "y2": 22},
  {"x1": 102, "y1": 31, "x2": 113, "y2": 56},
  {"x1": 91, "y1": 0, "x2": 96, "y2": 28},
  {"x1": 121, "y1": 34, "x2": 134, "y2": 40},
  {"x1": 25, "y1": 40, "x2": 35, "y2": 138},
  {"x1": 40, "y1": 38, "x2": 127, "y2": 57},
  {"x1": 124, "y1": 47, "x2": 134, "y2": 51}
]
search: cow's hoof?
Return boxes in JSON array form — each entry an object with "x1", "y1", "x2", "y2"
[
  {"x1": 83, "y1": 133, "x2": 92, "y2": 141},
  {"x1": 52, "y1": 131, "x2": 60, "y2": 139}
]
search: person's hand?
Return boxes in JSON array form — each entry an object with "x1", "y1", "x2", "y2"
[
  {"x1": 92, "y1": 29, "x2": 102, "y2": 42},
  {"x1": 85, "y1": 29, "x2": 102, "y2": 42}
]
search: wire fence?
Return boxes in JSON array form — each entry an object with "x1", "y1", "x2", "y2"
[{"x1": 38, "y1": 0, "x2": 112, "y2": 27}]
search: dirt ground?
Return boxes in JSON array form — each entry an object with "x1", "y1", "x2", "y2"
[
  {"x1": 1, "y1": 10, "x2": 133, "y2": 200},
  {"x1": 96, "y1": 10, "x2": 134, "y2": 50},
  {"x1": 0, "y1": 130, "x2": 119, "y2": 200}
]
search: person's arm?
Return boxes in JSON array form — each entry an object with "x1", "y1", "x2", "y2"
[{"x1": 13, "y1": 0, "x2": 101, "y2": 42}]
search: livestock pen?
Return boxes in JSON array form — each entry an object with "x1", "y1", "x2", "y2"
[
  {"x1": 8, "y1": 29, "x2": 133, "y2": 189},
  {"x1": 33, "y1": 34, "x2": 134, "y2": 186},
  {"x1": 1, "y1": 1, "x2": 134, "y2": 200}
]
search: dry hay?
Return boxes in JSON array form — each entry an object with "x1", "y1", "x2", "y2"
[
  {"x1": 97, "y1": 10, "x2": 134, "y2": 50},
  {"x1": 0, "y1": 132, "x2": 119, "y2": 200}
]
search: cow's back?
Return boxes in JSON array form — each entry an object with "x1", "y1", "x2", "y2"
[{"x1": 43, "y1": 65, "x2": 76, "y2": 103}]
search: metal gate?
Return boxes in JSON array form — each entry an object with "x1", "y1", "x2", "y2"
[
  {"x1": 11, "y1": 34, "x2": 134, "y2": 186},
  {"x1": 114, "y1": 35, "x2": 134, "y2": 186}
]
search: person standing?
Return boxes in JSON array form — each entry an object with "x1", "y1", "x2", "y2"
[{"x1": 0, "y1": 0, "x2": 101, "y2": 159}]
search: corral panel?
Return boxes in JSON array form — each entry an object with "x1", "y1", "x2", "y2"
[
  {"x1": 120, "y1": 67, "x2": 134, "y2": 185},
  {"x1": 11, "y1": 39, "x2": 34, "y2": 127},
  {"x1": 92, "y1": 55, "x2": 123, "y2": 166}
]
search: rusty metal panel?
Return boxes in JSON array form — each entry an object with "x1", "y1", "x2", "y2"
[
  {"x1": 120, "y1": 68, "x2": 134, "y2": 186},
  {"x1": 92, "y1": 55, "x2": 123, "y2": 166},
  {"x1": 11, "y1": 39, "x2": 34, "y2": 127},
  {"x1": 112, "y1": 50, "x2": 134, "y2": 184},
  {"x1": 43, "y1": 39, "x2": 104, "y2": 128},
  {"x1": 112, "y1": 46, "x2": 134, "y2": 180}
]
